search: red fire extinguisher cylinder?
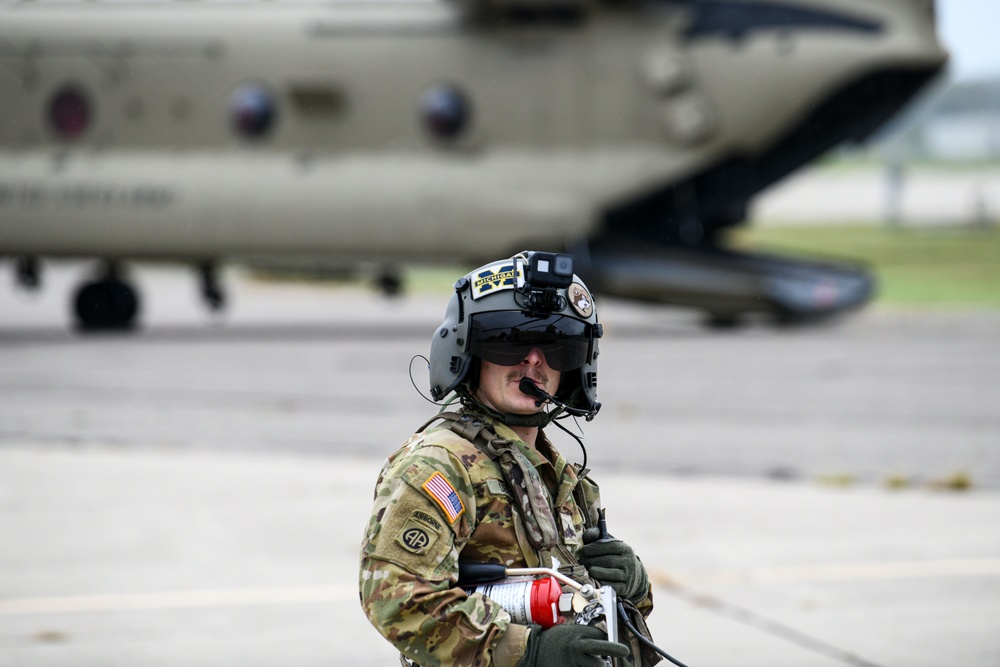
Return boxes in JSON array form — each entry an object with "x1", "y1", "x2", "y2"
[{"x1": 467, "y1": 576, "x2": 563, "y2": 628}]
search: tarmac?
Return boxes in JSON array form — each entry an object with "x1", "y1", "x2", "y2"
[
  {"x1": 1, "y1": 261, "x2": 999, "y2": 667},
  {"x1": 2, "y1": 447, "x2": 998, "y2": 667}
]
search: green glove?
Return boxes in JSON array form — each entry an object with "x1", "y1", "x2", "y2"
[
  {"x1": 517, "y1": 623, "x2": 630, "y2": 667},
  {"x1": 580, "y1": 532, "x2": 650, "y2": 604}
]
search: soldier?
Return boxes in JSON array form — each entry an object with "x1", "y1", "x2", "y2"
[{"x1": 360, "y1": 251, "x2": 657, "y2": 667}]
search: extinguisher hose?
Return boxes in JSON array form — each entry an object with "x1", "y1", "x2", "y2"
[{"x1": 616, "y1": 600, "x2": 693, "y2": 667}]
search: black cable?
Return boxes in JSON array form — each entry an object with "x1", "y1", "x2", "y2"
[
  {"x1": 617, "y1": 600, "x2": 693, "y2": 667},
  {"x1": 550, "y1": 416, "x2": 588, "y2": 470},
  {"x1": 408, "y1": 355, "x2": 441, "y2": 406}
]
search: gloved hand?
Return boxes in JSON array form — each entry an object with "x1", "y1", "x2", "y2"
[
  {"x1": 580, "y1": 529, "x2": 650, "y2": 604},
  {"x1": 517, "y1": 623, "x2": 630, "y2": 667}
]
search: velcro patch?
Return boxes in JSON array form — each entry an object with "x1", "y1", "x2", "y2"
[
  {"x1": 396, "y1": 510, "x2": 442, "y2": 555},
  {"x1": 422, "y1": 472, "x2": 465, "y2": 523},
  {"x1": 486, "y1": 478, "x2": 511, "y2": 497}
]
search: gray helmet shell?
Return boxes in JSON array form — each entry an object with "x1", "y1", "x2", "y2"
[{"x1": 428, "y1": 251, "x2": 602, "y2": 413}]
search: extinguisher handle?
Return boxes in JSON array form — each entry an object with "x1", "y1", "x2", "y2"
[{"x1": 457, "y1": 562, "x2": 508, "y2": 586}]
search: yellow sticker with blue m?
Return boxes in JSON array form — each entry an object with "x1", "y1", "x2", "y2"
[{"x1": 471, "y1": 261, "x2": 522, "y2": 300}]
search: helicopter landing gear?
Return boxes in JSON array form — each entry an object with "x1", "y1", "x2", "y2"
[
  {"x1": 15, "y1": 256, "x2": 41, "y2": 289},
  {"x1": 199, "y1": 261, "x2": 226, "y2": 311},
  {"x1": 376, "y1": 265, "x2": 403, "y2": 298}
]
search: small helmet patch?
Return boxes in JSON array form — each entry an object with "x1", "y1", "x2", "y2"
[
  {"x1": 568, "y1": 282, "x2": 594, "y2": 318},
  {"x1": 471, "y1": 261, "x2": 522, "y2": 300}
]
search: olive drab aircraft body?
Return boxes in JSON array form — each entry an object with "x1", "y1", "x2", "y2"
[{"x1": 0, "y1": 0, "x2": 947, "y2": 329}]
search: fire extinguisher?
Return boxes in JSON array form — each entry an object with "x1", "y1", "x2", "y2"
[
  {"x1": 463, "y1": 576, "x2": 563, "y2": 628},
  {"x1": 456, "y1": 513, "x2": 695, "y2": 667}
]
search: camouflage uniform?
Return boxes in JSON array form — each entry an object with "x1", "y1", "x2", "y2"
[{"x1": 359, "y1": 409, "x2": 653, "y2": 667}]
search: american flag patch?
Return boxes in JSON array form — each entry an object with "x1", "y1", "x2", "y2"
[{"x1": 422, "y1": 472, "x2": 465, "y2": 523}]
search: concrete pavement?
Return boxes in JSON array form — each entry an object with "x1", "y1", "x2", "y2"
[
  {"x1": 2, "y1": 262, "x2": 999, "y2": 489},
  {"x1": 1, "y1": 445, "x2": 999, "y2": 667}
]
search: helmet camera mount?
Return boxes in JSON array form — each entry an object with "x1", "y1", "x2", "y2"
[{"x1": 517, "y1": 251, "x2": 575, "y2": 316}]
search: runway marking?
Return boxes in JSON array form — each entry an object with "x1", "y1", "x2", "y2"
[
  {"x1": 653, "y1": 557, "x2": 1000, "y2": 587},
  {"x1": 0, "y1": 585, "x2": 357, "y2": 616}
]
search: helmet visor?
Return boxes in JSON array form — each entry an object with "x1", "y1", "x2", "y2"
[{"x1": 469, "y1": 311, "x2": 592, "y2": 372}]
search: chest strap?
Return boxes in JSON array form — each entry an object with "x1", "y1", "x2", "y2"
[{"x1": 420, "y1": 412, "x2": 596, "y2": 531}]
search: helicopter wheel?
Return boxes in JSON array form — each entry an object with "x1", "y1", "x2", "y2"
[
  {"x1": 73, "y1": 278, "x2": 140, "y2": 331},
  {"x1": 376, "y1": 266, "x2": 403, "y2": 298},
  {"x1": 704, "y1": 312, "x2": 744, "y2": 330}
]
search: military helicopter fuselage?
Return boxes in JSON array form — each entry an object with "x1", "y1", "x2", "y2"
[{"x1": 0, "y1": 0, "x2": 947, "y2": 328}]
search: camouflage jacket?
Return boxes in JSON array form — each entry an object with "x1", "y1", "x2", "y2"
[{"x1": 359, "y1": 410, "x2": 649, "y2": 667}]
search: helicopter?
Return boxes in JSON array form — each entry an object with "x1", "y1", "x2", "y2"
[{"x1": 0, "y1": 0, "x2": 947, "y2": 329}]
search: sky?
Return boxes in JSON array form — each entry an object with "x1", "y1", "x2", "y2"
[{"x1": 937, "y1": 0, "x2": 1000, "y2": 81}]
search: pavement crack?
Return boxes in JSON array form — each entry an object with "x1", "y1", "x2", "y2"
[{"x1": 658, "y1": 581, "x2": 888, "y2": 667}]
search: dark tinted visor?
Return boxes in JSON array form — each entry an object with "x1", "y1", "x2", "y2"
[{"x1": 469, "y1": 311, "x2": 591, "y2": 372}]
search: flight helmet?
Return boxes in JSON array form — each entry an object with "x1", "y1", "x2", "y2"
[{"x1": 429, "y1": 251, "x2": 603, "y2": 419}]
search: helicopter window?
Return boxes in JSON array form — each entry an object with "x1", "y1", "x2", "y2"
[
  {"x1": 419, "y1": 83, "x2": 471, "y2": 141},
  {"x1": 675, "y1": 0, "x2": 881, "y2": 40},
  {"x1": 229, "y1": 83, "x2": 277, "y2": 139},
  {"x1": 48, "y1": 85, "x2": 92, "y2": 140}
]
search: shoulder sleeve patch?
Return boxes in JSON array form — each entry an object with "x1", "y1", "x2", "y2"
[
  {"x1": 422, "y1": 471, "x2": 466, "y2": 523},
  {"x1": 396, "y1": 510, "x2": 443, "y2": 555}
]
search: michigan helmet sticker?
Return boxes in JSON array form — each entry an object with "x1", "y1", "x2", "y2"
[
  {"x1": 471, "y1": 261, "x2": 522, "y2": 300},
  {"x1": 569, "y1": 282, "x2": 594, "y2": 318}
]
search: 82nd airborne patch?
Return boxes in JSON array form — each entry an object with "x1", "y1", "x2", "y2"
[{"x1": 396, "y1": 510, "x2": 443, "y2": 555}]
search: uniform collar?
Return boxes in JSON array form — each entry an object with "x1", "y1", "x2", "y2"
[{"x1": 488, "y1": 416, "x2": 579, "y2": 506}]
